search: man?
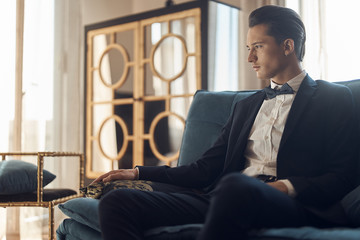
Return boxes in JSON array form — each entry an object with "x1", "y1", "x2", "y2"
[{"x1": 95, "y1": 5, "x2": 358, "y2": 240}]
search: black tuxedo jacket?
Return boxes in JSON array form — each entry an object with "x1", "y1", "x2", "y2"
[{"x1": 139, "y1": 75, "x2": 358, "y2": 209}]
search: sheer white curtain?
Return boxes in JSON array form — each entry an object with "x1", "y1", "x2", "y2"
[
  {"x1": 208, "y1": 1, "x2": 240, "y2": 91},
  {"x1": 0, "y1": 3, "x2": 16, "y2": 239},
  {"x1": 0, "y1": 0, "x2": 16, "y2": 152},
  {"x1": 52, "y1": 0, "x2": 83, "y2": 230},
  {"x1": 0, "y1": 0, "x2": 82, "y2": 239},
  {"x1": 20, "y1": 1, "x2": 56, "y2": 238},
  {"x1": 286, "y1": 0, "x2": 326, "y2": 80},
  {"x1": 22, "y1": 0, "x2": 83, "y2": 237},
  {"x1": 286, "y1": 0, "x2": 360, "y2": 82}
]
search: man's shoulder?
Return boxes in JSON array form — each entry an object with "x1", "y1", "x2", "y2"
[
  {"x1": 313, "y1": 79, "x2": 353, "y2": 97},
  {"x1": 315, "y1": 79, "x2": 351, "y2": 91},
  {"x1": 311, "y1": 80, "x2": 355, "y2": 113}
]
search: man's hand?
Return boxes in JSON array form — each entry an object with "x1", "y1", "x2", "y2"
[
  {"x1": 91, "y1": 168, "x2": 139, "y2": 184},
  {"x1": 267, "y1": 181, "x2": 288, "y2": 194}
]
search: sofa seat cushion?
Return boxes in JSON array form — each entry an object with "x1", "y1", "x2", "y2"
[
  {"x1": 145, "y1": 224, "x2": 202, "y2": 240},
  {"x1": 58, "y1": 197, "x2": 360, "y2": 240},
  {"x1": 253, "y1": 227, "x2": 360, "y2": 240},
  {"x1": 146, "y1": 225, "x2": 360, "y2": 240},
  {"x1": 341, "y1": 184, "x2": 360, "y2": 226},
  {"x1": 56, "y1": 218, "x2": 102, "y2": 240},
  {"x1": 58, "y1": 198, "x2": 101, "y2": 232},
  {"x1": 57, "y1": 217, "x2": 360, "y2": 240}
]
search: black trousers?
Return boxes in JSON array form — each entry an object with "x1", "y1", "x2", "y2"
[{"x1": 99, "y1": 173, "x2": 321, "y2": 240}]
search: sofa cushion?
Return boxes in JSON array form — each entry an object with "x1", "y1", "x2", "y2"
[
  {"x1": 178, "y1": 90, "x2": 255, "y2": 166},
  {"x1": 0, "y1": 160, "x2": 56, "y2": 195},
  {"x1": 253, "y1": 227, "x2": 360, "y2": 240},
  {"x1": 56, "y1": 218, "x2": 102, "y2": 240},
  {"x1": 146, "y1": 225, "x2": 360, "y2": 240},
  {"x1": 58, "y1": 198, "x2": 101, "y2": 232},
  {"x1": 145, "y1": 224, "x2": 202, "y2": 240},
  {"x1": 341, "y1": 184, "x2": 360, "y2": 226},
  {"x1": 335, "y1": 80, "x2": 360, "y2": 185}
]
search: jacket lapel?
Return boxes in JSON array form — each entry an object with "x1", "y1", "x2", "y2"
[
  {"x1": 279, "y1": 75, "x2": 317, "y2": 151},
  {"x1": 226, "y1": 91, "x2": 266, "y2": 171}
]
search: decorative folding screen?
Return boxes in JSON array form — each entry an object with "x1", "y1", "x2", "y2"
[{"x1": 85, "y1": 8, "x2": 202, "y2": 178}]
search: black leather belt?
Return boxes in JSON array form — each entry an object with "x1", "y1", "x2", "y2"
[{"x1": 256, "y1": 174, "x2": 278, "y2": 183}]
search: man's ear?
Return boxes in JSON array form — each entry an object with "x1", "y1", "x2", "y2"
[{"x1": 283, "y1": 39, "x2": 295, "y2": 56}]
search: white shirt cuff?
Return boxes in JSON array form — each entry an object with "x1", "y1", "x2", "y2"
[
  {"x1": 134, "y1": 167, "x2": 140, "y2": 180},
  {"x1": 279, "y1": 179, "x2": 297, "y2": 197}
]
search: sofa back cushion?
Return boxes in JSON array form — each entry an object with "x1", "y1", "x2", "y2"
[
  {"x1": 177, "y1": 90, "x2": 255, "y2": 166},
  {"x1": 335, "y1": 80, "x2": 360, "y2": 184}
]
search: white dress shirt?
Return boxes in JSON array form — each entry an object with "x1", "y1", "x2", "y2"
[{"x1": 242, "y1": 71, "x2": 307, "y2": 197}]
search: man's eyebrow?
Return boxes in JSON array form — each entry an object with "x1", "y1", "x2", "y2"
[{"x1": 247, "y1": 41, "x2": 265, "y2": 48}]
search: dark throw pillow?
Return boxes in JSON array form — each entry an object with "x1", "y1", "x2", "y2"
[{"x1": 0, "y1": 160, "x2": 56, "y2": 195}]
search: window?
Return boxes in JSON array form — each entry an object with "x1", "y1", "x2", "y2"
[
  {"x1": 0, "y1": 1, "x2": 16, "y2": 151},
  {"x1": 0, "y1": 0, "x2": 54, "y2": 151},
  {"x1": 0, "y1": 0, "x2": 55, "y2": 238},
  {"x1": 208, "y1": 1, "x2": 240, "y2": 91},
  {"x1": 22, "y1": 0, "x2": 54, "y2": 151},
  {"x1": 286, "y1": 0, "x2": 360, "y2": 82}
]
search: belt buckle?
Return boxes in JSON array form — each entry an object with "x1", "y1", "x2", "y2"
[
  {"x1": 256, "y1": 174, "x2": 278, "y2": 183},
  {"x1": 265, "y1": 175, "x2": 277, "y2": 183}
]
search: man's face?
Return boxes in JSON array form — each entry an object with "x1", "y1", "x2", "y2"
[{"x1": 246, "y1": 24, "x2": 287, "y2": 81}]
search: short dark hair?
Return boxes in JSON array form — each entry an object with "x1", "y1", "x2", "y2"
[{"x1": 249, "y1": 5, "x2": 306, "y2": 61}]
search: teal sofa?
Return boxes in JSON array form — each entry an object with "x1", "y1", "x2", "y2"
[{"x1": 57, "y1": 79, "x2": 360, "y2": 240}]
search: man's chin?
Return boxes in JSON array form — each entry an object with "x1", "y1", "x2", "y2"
[{"x1": 256, "y1": 73, "x2": 270, "y2": 81}]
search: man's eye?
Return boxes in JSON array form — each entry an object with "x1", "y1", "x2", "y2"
[{"x1": 255, "y1": 45, "x2": 262, "y2": 49}]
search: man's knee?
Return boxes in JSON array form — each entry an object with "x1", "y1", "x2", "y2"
[
  {"x1": 99, "y1": 189, "x2": 137, "y2": 217},
  {"x1": 216, "y1": 173, "x2": 261, "y2": 194},
  {"x1": 213, "y1": 173, "x2": 264, "y2": 206}
]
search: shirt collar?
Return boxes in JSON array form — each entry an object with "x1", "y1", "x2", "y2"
[{"x1": 270, "y1": 71, "x2": 306, "y2": 92}]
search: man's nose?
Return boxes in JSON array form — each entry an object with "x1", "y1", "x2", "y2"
[{"x1": 248, "y1": 50, "x2": 256, "y2": 62}]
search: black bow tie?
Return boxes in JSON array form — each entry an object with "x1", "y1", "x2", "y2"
[{"x1": 264, "y1": 83, "x2": 294, "y2": 99}]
